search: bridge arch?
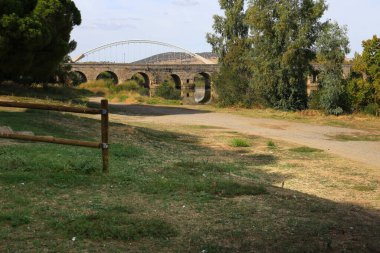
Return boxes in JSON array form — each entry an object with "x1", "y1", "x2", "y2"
[
  {"x1": 169, "y1": 74, "x2": 182, "y2": 90},
  {"x1": 96, "y1": 71, "x2": 119, "y2": 84},
  {"x1": 131, "y1": 72, "x2": 150, "y2": 89},
  {"x1": 69, "y1": 71, "x2": 87, "y2": 86},
  {"x1": 194, "y1": 72, "x2": 212, "y2": 104}
]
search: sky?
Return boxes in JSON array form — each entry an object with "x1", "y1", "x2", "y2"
[{"x1": 71, "y1": 0, "x2": 380, "y2": 58}]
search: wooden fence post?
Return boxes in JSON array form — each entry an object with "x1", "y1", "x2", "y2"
[{"x1": 101, "y1": 99, "x2": 109, "y2": 173}]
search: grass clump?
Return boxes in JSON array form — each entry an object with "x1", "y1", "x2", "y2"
[
  {"x1": 0, "y1": 212, "x2": 31, "y2": 227},
  {"x1": 267, "y1": 140, "x2": 277, "y2": 149},
  {"x1": 230, "y1": 138, "x2": 251, "y2": 148},
  {"x1": 289, "y1": 146, "x2": 323, "y2": 153}
]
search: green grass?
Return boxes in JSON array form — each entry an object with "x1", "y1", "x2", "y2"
[
  {"x1": 352, "y1": 184, "x2": 377, "y2": 192},
  {"x1": 53, "y1": 212, "x2": 177, "y2": 241},
  {"x1": 330, "y1": 134, "x2": 380, "y2": 142},
  {"x1": 289, "y1": 146, "x2": 323, "y2": 153},
  {"x1": 267, "y1": 140, "x2": 277, "y2": 149},
  {"x1": 1, "y1": 96, "x2": 380, "y2": 252},
  {"x1": 230, "y1": 138, "x2": 251, "y2": 147}
]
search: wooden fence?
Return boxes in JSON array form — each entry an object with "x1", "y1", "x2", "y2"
[{"x1": 0, "y1": 100, "x2": 109, "y2": 173}]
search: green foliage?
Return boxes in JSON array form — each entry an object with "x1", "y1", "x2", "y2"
[
  {"x1": 96, "y1": 71, "x2": 118, "y2": 84},
  {"x1": 363, "y1": 103, "x2": 380, "y2": 116},
  {"x1": 348, "y1": 35, "x2": 380, "y2": 113},
  {"x1": 207, "y1": 0, "x2": 251, "y2": 107},
  {"x1": 315, "y1": 22, "x2": 351, "y2": 115},
  {"x1": 155, "y1": 81, "x2": 181, "y2": 100},
  {"x1": 115, "y1": 81, "x2": 149, "y2": 96},
  {"x1": 0, "y1": 0, "x2": 81, "y2": 83},
  {"x1": 246, "y1": 0, "x2": 327, "y2": 110},
  {"x1": 68, "y1": 71, "x2": 86, "y2": 86},
  {"x1": 212, "y1": 42, "x2": 253, "y2": 107}
]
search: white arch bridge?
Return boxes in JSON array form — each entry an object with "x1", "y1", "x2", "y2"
[{"x1": 70, "y1": 40, "x2": 219, "y2": 104}]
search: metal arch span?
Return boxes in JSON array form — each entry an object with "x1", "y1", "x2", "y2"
[{"x1": 73, "y1": 40, "x2": 214, "y2": 65}]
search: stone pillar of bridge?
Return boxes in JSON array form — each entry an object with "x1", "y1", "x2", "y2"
[
  {"x1": 180, "y1": 73, "x2": 197, "y2": 105},
  {"x1": 83, "y1": 69, "x2": 99, "y2": 83}
]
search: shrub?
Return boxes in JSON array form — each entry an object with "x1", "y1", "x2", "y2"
[
  {"x1": 113, "y1": 81, "x2": 149, "y2": 96},
  {"x1": 155, "y1": 82, "x2": 181, "y2": 100},
  {"x1": 364, "y1": 103, "x2": 379, "y2": 116}
]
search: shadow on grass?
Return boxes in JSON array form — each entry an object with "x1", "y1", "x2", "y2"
[
  {"x1": 0, "y1": 83, "x2": 94, "y2": 104},
  {"x1": 0, "y1": 110, "x2": 379, "y2": 252}
]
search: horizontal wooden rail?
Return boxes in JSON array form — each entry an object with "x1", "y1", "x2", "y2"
[
  {"x1": 0, "y1": 133, "x2": 101, "y2": 149},
  {"x1": 0, "y1": 101, "x2": 102, "y2": 115},
  {"x1": 0, "y1": 99, "x2": 110, "y2": 173}
]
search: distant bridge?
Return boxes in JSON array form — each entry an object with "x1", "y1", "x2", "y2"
[
  {"x1": 70, "y1": 40, "x2": 353, "y2": 104},
  {"x1": 71, "y1": 40, "x2": 219, "y2": 104}
]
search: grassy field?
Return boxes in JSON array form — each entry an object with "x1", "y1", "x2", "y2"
[{"x1": 0, "y1": 86, "x2": 379, "y2": 252}]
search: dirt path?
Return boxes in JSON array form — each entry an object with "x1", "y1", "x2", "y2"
[{"x1": 100, "y1": 101, "x2": 380, "y2": 169}]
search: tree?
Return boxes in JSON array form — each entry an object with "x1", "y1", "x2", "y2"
[
  {"x1": 315, "y1": 22, "x2": 350, "y2": 115},
  {"x1": 206, "y1": 0, "x2": 252, "y2": 106},
  {"x1": 246, "y1": 0, "x2": 327, "y2": 110},
  {"x1": 348, "y1": 35, "x2": 380, "y2": 113},
  {"x1": 0, "y1": 0, "x2": 81, "y2": 83}
]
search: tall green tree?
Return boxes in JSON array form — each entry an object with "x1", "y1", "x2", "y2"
[
  {"x1": 246, "y1": 0, "x2": 327, "y2": 110},
  {"x1": 206, "y1": 0, "x2": 252, "y2": 106},
  {"x1": 0, "y1": 0, "x2": 81, "y2": 83},
  {"x1": 315, "y1": 22, "x2": 350, "y2": 115},
  {"x1": 348, "y1": 35, "x2": 380, "y2": 113}
]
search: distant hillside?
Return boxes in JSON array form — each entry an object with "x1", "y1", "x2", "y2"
[{"x1": 132, "y1": 52, "x2": 218, "y2": 65}]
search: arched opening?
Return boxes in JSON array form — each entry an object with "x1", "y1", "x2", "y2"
[
  {"x1": 96, "y1": 71, "x2": 118, "y2": 85},
  {"x1": 194, "y1": 72, "x2": 212, "y2": 104},
  {"x1": 69, "y1": 71, "x2": 87, "y2": 86},
  {"x1": 156, "y1": 74, "x2": 182, "y2": 100},
  {"x1": 170, "y1": 74, "x2": 182, "y2": 90},
  {"x1": 131, "y1": 72, "x2": 150, "y2": 89}
]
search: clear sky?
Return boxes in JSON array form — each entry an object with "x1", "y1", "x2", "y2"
[{"x1": 71, "y1": 0, "x2": 380, "y2": 58}]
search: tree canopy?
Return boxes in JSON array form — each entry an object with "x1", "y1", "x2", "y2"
[
  {"x1": 208, "y1": 0, "x2": 330, "y2": 110},
  {"x1": 315, "y1": 22, "x2": 351, "y2": 115},
  {"x1": 348, "y1": 35, "x2": 380, "y2": 114},
  {"x1": 246, "y1": 0, "x2": 327, "y2": 110},
  {"x1": 0, "y1": 0, "x2": 81, "y2": 83},
  {"x1": 206, "y1": 0, "x2": 252, "y2": 106}
]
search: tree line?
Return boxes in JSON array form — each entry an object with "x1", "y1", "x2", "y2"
[{"x1": 207, "y1": 0, "x2": 380, "y2": 115}]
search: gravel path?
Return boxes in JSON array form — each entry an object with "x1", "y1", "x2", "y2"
[{"x1": 103, "y1": 102, "x2": 380, "y2": 169}]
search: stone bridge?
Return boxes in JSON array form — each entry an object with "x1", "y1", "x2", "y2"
[
  {"x1": 71, "y1": 62, "x2": 353, "y2": 104},
  {"x1": 71, "y1": 63, "x2": 219, "y2": 104}
]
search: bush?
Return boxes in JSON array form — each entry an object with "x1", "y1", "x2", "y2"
[
  {"x1": 113, "y1": 81, "x2": 149, "y2": 96},
  {"x1": 364, "y1": 103, "x2": 380, "y2": 116},
  {"x1": 155, "y1": 82, "x2": 181, "y2": 100}
]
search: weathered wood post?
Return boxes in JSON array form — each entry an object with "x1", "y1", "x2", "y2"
[{"x1": 101, "y1": 99, "x2": 109, "y2": 173}]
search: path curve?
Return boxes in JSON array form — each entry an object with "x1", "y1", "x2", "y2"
[{"x1": 102, "y1": 102, "x2": 380, "y2": 169}]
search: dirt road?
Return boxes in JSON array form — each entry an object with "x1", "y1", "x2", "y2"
[{"x1": 104, "y1": 103, "x2": 380, "y2": 169}]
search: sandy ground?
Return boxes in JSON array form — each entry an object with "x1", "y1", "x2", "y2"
[{"x1": 99, "y1": 101, "x2": 380, "y2": 169}]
